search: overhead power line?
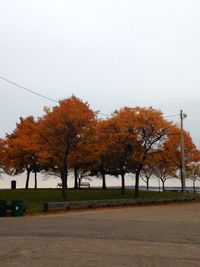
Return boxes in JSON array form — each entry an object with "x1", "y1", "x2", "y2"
[
  {"x1": 165, "y1": 114, "x2": 180, "y2": 118},
  {"x1": 0, "y1": 75, "x2": 181, "y2": 119},
  {"x1": 0, "y1": 75, "x2": 58, "y2": 103},
  {"x1": 0, "y1": 75, "x2": 109, "y2": 117}
]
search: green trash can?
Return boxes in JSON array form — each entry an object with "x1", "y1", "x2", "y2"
[
  {"x1": 0, "y1": 200, "x2": 7, "y2": 217},
  {"x1": 11, "y1": 200, "x2": 24, "y2": 216}
]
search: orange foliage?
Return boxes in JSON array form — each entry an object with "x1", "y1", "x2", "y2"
[
  {"x1": 1, "y1": 96, "x2": 199, "y2": 197},
  {"x1": 4, "y1": 116, "x2": 39, "y2": 188},
  {"x1": 37, "y1": 96, "x2": 96, "y2": 197},
  {"x1": 163, "y1": 124, "x2": 199, "y2": 167},
  {"x1": 109, "y1": 107, "x2": 172, "y2": 197},
  {"x1": 0, "y1": 138, "x2": 6, "y2": 173}
]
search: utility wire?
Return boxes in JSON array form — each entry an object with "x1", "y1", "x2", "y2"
[
  {"x1": 0, "y1": 75, "x2": 181, "y2": 119},
  {"x1": 165, "y1": 114, "x2": 180, "y2": 118},
  {"x1": 0, "y1": 75, "x2": 58, "y2": 103},
  {"x1": 0, "y1": 75, "x2": 110, "y2": 117}
]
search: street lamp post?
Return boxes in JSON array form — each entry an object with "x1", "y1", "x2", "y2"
[{"x1": 180, "y1": 110, "x2": 187, "y2": 193}]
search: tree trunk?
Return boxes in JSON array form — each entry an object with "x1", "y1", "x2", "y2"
[
  {"x1": 193, "y1": 179, "x2": 196, "y2": 193},
  {"x1": 135, "y1": 171, "x2": 140, "y2": 198},
  {"x1": 61, "y1": 157, "x2": 68, "y2": 198},
  {"x1": 25, "y1": 170, "x2": 31, "y2": 189},
  {"x1": 121, "y1": 173, "x2": 125, "y2": 195},
  {"x1": 34, "y1": 171, "x2": 37, "y2": 189},
  {"x1": 135, "y1": 165, "x2": 142, "y2": 198},
  {"x1": 102, "y1": 172, "x2": 107, "y2": 189},
  {"x1": 146, "y1": 178, "x2": 149, "y2": 191},
  {"x1": 158, "y1": 178, "x2": 161, "y2": 192},
  {"x1": 74, "y1": 166, "x2": 78, "y2": 189},
  {"x1": 162, "y1": 180, "x2": 165, "y2": 192}
]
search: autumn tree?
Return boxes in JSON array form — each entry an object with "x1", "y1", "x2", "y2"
[
  {"x1": 0, "y1": 138, "x2": 6, "y2": 178},
  {"x1": 186, "y1": 162, "x2": 200, "y2": 193},
  {"x1": 0, "y1": 138, "x2": 4, "y2": 167},
  {"x1": 84, "y1": 119, "x2": 114, "y2": 190},
  {"x1": 37, "y1": 96, "x2": 96, "y2": 198},
  {"x1": 140, "y1": 164, "x2": 154, "y2": 191},
  {"x1": 152, "y1": 155, "x2": 178, "y2": 191},
  {"x1": 3, "y1": 116, "x2": 39, "y2": 189},
  {"x1": 112, "y1": 107, "x2": 172, "y2": 198},
  {"x1": 87, "y1": 118, "x2": 131, "y2": 193},
  {"x1": 163, "y1": 125, "x2": 200, "y2": 191},
  {"x1": 96, "y1": 117, "x2": 135, "y2": 194},
  {"x1": 68, "y1": 125, "x2": 97, "y2": 189}
]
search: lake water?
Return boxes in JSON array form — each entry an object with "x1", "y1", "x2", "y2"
[{"x1": 0, "y1": 172, "x2": 198, "y2": 191}]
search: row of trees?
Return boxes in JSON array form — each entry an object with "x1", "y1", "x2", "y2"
[{"x1": 0, "y1": 96, "x2": 199, "y2": 198}]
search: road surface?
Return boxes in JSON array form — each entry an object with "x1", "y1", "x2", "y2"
[{"x1": 0, "y1": 203, "x2": 200, "y2": 266}]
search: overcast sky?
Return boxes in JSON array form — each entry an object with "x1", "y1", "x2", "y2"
[{"x1": 0, "y1": 0, "x2": 200, "y2": 146}]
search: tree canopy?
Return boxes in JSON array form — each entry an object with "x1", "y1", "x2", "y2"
[{"x1": 1, "y1": 96, "x2": 199, "y2": 198}]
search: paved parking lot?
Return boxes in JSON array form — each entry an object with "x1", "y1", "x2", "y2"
[{"x1": 1, "y1": 202, "x2": 200, "y2": 266}]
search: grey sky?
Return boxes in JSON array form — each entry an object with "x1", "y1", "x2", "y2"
[{"x1": 0, "y1": 0, "x2": 200, "y2": 146}]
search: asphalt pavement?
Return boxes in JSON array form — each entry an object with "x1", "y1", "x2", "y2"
[{"x1": 1, "y1": 202, "x2": 200, "y2": 266}]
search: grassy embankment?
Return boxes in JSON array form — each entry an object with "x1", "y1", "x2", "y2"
[{"x1": 0, "y1": 188, "x2": 193, "y2": 212}]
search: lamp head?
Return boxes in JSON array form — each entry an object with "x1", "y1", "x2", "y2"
[{"x1": 183, "y1": 113, "x2": 187, "y2": 119}]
